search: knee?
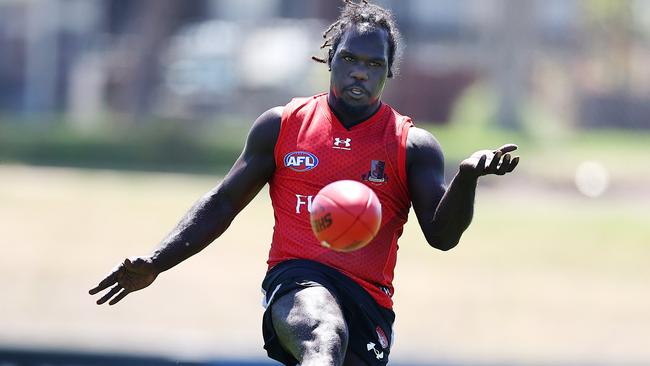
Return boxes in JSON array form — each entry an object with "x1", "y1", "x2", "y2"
[
  {"x1": 271, "y1": 287, "x2": 349, "y2": 364},
  {"x1": 305, "y1": 310, "x2": 349, "y2": 352}
]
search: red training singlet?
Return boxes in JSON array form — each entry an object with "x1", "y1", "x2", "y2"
[{"x1": 268, "y1": 93, "x2": 413, "y2": 309}]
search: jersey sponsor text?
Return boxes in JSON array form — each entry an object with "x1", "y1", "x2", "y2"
[{"x1": 295, "y1": 194, "x2": 313, "y2": 214}]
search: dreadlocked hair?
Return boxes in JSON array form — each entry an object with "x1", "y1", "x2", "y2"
[{"x1": 312, "y1": 0, "x2": 403, "y2": 77}]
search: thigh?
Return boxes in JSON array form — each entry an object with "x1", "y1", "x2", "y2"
[
  {"x1": 271, "y1": 286, "x2": 349, "y2": 365},
  {"x1": 260, "y1": 260, "x2": 394, "y2": 365}
]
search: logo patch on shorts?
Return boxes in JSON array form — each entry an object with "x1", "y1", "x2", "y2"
[
  {"x1": 376, "y1": 326, "x2": 389, "y2": 349},
  {"x1": 366, "y1": 342, "x2": 384, "y2": 360},
  {"x1": 284, "y1": 151, "x2": 318, "y2": 172}
]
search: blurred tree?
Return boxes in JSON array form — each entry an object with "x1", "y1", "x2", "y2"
[
  {"x1": 108, "y1": 0, "x2": 206, "y2": 123},
  {"x1": 577, "y1": 0, "x2": 650, "y2": 129},
  {"x1": 581, "y1": 0, "x2": 633, "y2": 91},
  {"x1": 492, "y1": 0, "x2": 536, "y2": 130},
  {"x1": 23, "y1": 0, "x2": 59, "y2": 117}
]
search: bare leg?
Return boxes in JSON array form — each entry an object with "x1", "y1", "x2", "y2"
[{"x1": 271, "y1": 286, "x2": 349, "y2": 366}]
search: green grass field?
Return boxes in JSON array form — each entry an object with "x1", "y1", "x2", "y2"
[{"x1": 1, "y1": 163, "x2": 648, "y2": 364}]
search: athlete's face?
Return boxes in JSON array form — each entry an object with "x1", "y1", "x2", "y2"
[{"x1": 329, "y1": 25, "x2": 390, "y2": 110}]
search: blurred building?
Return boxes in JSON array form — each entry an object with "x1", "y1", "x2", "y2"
[{"x1": 0, "y1": 0, "x2": 649, "y2": 128}]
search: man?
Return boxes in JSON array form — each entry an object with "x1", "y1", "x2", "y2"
[{"x1": 89, "y1": 1, "x2": 519, "y2": 365}]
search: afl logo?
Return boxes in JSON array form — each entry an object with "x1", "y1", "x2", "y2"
[{"x1": 284, "y1": 151, "x2": 319, "y2": 172}]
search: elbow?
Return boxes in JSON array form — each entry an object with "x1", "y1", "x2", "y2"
[
  {"x1": 425, "y1": 234, "x2": 459, "y2": 251},
  {"x1": 430, "y1": 241, "x2": 458, "y2": 252}
]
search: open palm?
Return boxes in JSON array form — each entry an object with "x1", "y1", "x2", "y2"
[
  {"x1": 89, "y1": 256, "x2": 159, "y2": 305},
  {"x1": 460, "y1": 144, "x2": 520, "y2": 178}
]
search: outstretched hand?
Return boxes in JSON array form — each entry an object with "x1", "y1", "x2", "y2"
[
  {"x1": 89, "y1": 256, "x2": 159, "y2": 305},
  {"x1": 460, "y1": 144, "x2": 520, "y2": 179}
]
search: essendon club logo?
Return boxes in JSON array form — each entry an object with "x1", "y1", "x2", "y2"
[
  {"x1": 284, "y1": 151, "x2": 319, "y2": 172},
  {"x1": 362, "y1": 160, "x2": 388, "y2": 184},
  {"x1": 375, "y1": 326, "x2": 389, "y2": 349}
]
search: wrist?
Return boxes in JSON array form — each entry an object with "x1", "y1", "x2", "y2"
[
  {"x1": 455, "y1": 169, "x2": 480, "y2": 185},
  {"x1": 149, "y1": 252, "x2": 167, "y2": 273}
]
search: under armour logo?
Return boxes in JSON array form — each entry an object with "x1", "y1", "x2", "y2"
[
  {"x1": 333, "y1": 138, "x2": 352, "y2": 150},
  {"x1": 366, "y1": 342, "x2": 384, "y2": 360}
]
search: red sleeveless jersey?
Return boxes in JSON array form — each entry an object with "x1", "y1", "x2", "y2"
[{"x1": 267, "y1": 93, "x2": 413, "y2": 309}]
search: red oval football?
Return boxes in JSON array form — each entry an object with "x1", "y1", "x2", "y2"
[{"x1": 310, "y1": 180, "x2": 381, "y2": 252}]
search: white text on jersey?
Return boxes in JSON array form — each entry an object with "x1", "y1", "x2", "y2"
[{"x1": 295, "y1": 194, "x2": 314, "y2": 214}]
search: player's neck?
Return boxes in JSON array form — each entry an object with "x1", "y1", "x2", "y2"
[{"x1": 327, "y1": 92, "x2": 382, "y2": 130}]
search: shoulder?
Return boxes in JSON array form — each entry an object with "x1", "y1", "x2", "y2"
[
  {"x1": 246, "y1": 94, "x2": 323, "y2": 152},
  {"x1": 245, "y1": 106, "x2": 284, "y2": 153},
  {"x1": 406, "y1": 126, "x2": 444, "y2": 168},
  {"x1": 251, "y1": 106, "x2": 283, "y2": 136},
  {"x1": 257, "y1": 106, "x2": 283, "y2": 126},
  {"x1": 383, "y1": 103, "x2": 412, "y2": 126},
  {"x1": 406, "y1": 126, "x2": 440, "y2": 148},
  {"x1": 284, "y1": 94, "x2": 325, "y2": 118}
]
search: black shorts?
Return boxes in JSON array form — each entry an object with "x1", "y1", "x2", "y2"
[{"x1": 261, "y1": 259, "x2": 395, "y2": 365}]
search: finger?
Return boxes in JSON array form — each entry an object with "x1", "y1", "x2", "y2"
[
  {"x1": 496, "y1": 144, "x2": 518, "y2": 154},
  {"x1": 96, "y1": 284, "x2": 122, "y2": 305},
  {"x1": 487, "y1": 151, "x2": 502, "y2": 172},
  {"x1": 89, "y1": 270, "x2": 119, "y2": 295},
  {"x1": 476, "y1": 154, "x2": 487, "y2": 173},
  {"x1": 496, "y1": 154, "x2": 511, "y2": 175},
  {"x1": 506, "y1": 156, "x2": 520, "y2": 173},
  {"x1": 109, "y1": 288, "x2": 130, "y2": 305}
]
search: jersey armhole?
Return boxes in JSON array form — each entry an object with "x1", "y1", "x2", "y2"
[
  {"x1": 273, "y1": 101, "x2": 295, "y2": 167},
  {"x1": 397, "y1": 118, "x2": 413, "y2": 200}
]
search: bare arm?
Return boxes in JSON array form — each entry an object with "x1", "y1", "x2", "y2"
[
  {"x1": 89, "y1": 107, "x2": 283, "y2": 304},
  {"x1": 150, "y1": 107, "x2": 282, "y2": 271},
  {"x1": 407, "y1": 127, "x2": 519, "y2": 251}
]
